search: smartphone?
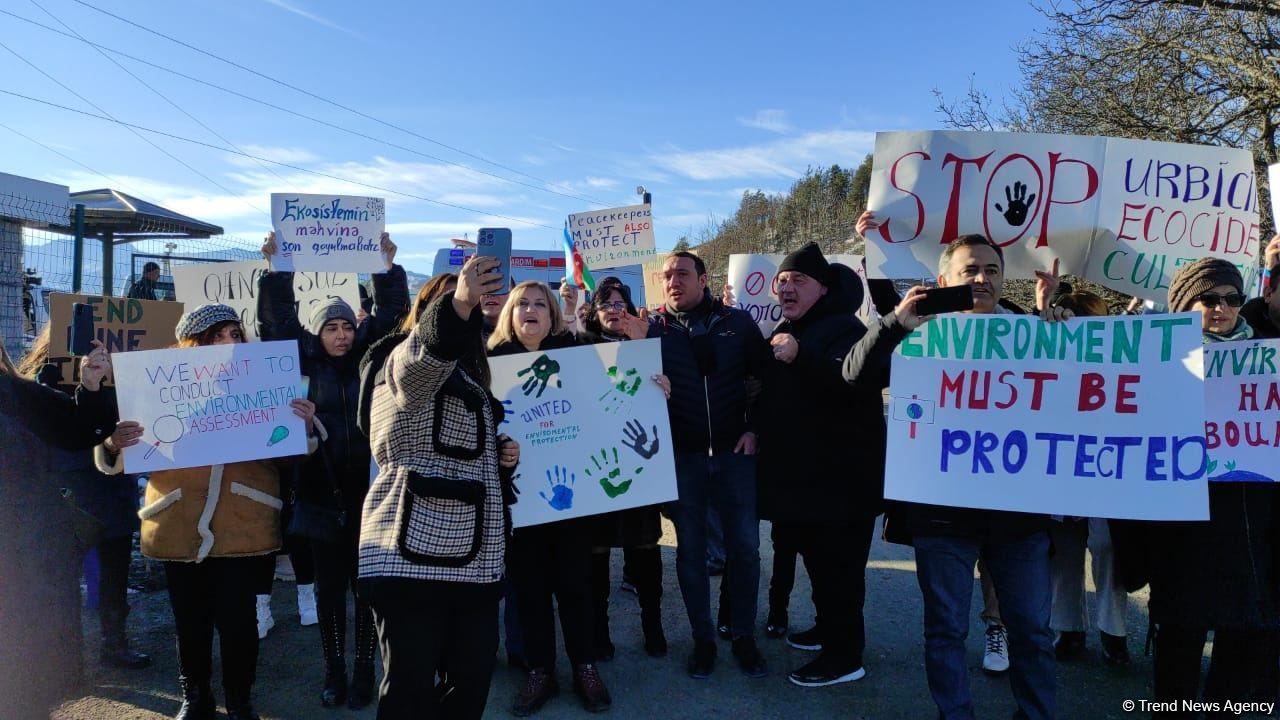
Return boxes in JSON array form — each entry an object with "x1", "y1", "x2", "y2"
[
  {"x1": 476, "y1": 228, "x2": 512, "y2": 295},
  {"x1": 915, "y1": 285, "x2": 975, "y2": 316},
  {"x1": 70, "y1": 302, "x2": 96, "y2": 356}
]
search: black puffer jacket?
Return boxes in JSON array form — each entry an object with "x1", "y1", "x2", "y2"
[
  {"x1": 758, "y1": 265, "x2": 883, "y2": 525},
  {"x1": 258, "y1": 266, "x2": 409, "y2": 508},
  {"x1": 1241, "y1": 297, "x2": 1279, "y2": 338},
  {"x1": 645, "y1": 292, "x2": 771, "y2": 455}
]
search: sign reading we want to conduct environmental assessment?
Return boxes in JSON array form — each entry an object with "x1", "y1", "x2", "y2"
[{"x1": 886, "y1": 313, "x2": 1210, "y2": 520}]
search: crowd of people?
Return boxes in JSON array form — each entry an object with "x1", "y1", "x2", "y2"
[{"x1": 2, "y1": 218, "x2": 1279, "y2": 720}]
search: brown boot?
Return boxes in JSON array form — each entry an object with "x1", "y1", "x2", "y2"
[
  {"x1": 512, "y1": 667, "x2": 559, "y2": 717},
  {"x1": 572, "y1": 664, "x2": 612, "y2": 713}
]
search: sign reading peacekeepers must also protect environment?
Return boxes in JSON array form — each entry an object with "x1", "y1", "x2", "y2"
[
  {"x1": 488, "y1": 338, "x2": 677, "y2": 528},
  {"x1": 567, "y1": 203, "x2": 657, "y2": 270},
  {"x1": 1203, "y1": 338, "x2": 1280, "y2": 483},
  {"x1": 885, "y1": 313, "x2": 1209, "y2": 520},
  {"x1": 172, "y1": 260, "x2": 362, "y2": 341},
  {"x1": 865, "y1": 131, "x2": 1261, "y2": 301},
  {"x1": 269, "y1": 193, "x2": 386, "y2": 273},
  {"x1": 113, "y1": 340, "x2": 306, "y2": 473},
  {"x1": 727, "y1": 253, "x2": 876, "y2": 335},
  {"x1": 47, "y1": 293, "x2": 186, "y2": 385}
]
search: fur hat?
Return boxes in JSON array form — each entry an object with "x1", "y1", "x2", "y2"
[
  {"x1": 308, "y1": 297, "x2": 358, "y2": 336},
  {"x1": 1167, "y1": 258, "x2": 1244, "y2": 313},
  {"x1": 174, "y1": 304, "x2": 239, "y2": 341}
]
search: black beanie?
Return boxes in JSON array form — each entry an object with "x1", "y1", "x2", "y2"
[{"x1": 777, "y1": 242, "x2": 830, "y2": 285}]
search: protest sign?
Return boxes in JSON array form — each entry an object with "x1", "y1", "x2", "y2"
[
  {"x1": 641, "y1": 257, "x2": 666, "y2": 310},
  {"x1": 567, "y1": 203, "x2": 656, "y2": 270},
  {"x1": 172, "y1": 260, "x2": 362, "y2": 341},
  {"x1": 727, "y1": 253, "x2": 875, "y2": 335},
  {"x1": 269, "y1": 193, "x2": 385, "y2": 272},
  {"x1": 113, "y1": 340, "x2": 306, "y2": 473},
  {"x1": 489, "y1": 339, "x2": 677, "y2": 528},
  {"x1": 1269, "y1": 163, "x2": 1279, "y2": 232},
  {"x1": 1203, "y1": 339, "x2": 1280, "y2": 483},
  {"x1": 865, "y1": 131, "x2": 1260, "y2": 301},
  {"x1": 885, "y1": 313, "x2": 1209, "y2": 520},
  {"x1": 47, "y1": 293, "x2": 185, "y2": 385}
]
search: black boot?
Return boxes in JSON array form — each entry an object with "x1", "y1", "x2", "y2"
[
  {"x1": 224, "y1": 688, "x2": 260, "y2": 720},
  {"x1": 347, "y1": 601, "x2": 378, "y2": 710},
  {"x1": 318, "y1": 600, "x2": 347, "y2": 707},
  {"x1": 173, "y1": 677, "x2": 215, "y2": 720},
  {"x1": 633, "y1": 546, "x2": 667, "y2": 657},
  {"x1": 100, "y1": 605, "x2": 152, "y2": 669},
  {"x1": 589, "y1": 550, "x2": 615, "y2": 661}
]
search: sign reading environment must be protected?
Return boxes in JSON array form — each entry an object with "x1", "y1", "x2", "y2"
[
  {"x1": 113, "y1": 340, "x2": 306, "y2": 473},
  {"x1": 885, "y1": 313, "x2": 1209, "y2": 520},
  {"x1": 270, "y1": 193, "x2": 386, "y2": 273},
  {"x1": 488, "y1": 339, "x2": 677, "y2": 528}
]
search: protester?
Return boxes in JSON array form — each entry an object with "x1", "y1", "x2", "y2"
[
  {"x1": 97, "y1": 304, "x2": 318, "y2": 720},
  {"x1": 358, "y1": 255, "x2": 519, "y2": 719},
  {"x1": 577, "y1": 277, "x2": 672, "y2": 661},
  {"x1": 127, "y1": 261, "x2": 163, "y2": 300},
  {"x1": 18, "y1": 327, "x2": 150, "y2": 671},
  {"x1": 1139, "y1": 258, "x2": 1278, "y2": 712},
  {"x1": 844, "y1": 214, "x2": 1055, "y2": 720},
  {"x1": 1, "y1": 341, "x2": 117, "y2": 720},
  {"x1": 259, "y1": 231, "x2": 409, "y2": 709},
  {"x1": 1240, "y1": 234, "x2": 1280, "y2": 338},
  {"x1": 645, "y1": 251, "x2": 772, "y2": 680},
  {"x1": 486, "y1": 280, "x2": 613, "y2": 715},
  {"x1": 755, "y1": 243, "x2": 884, "y2": 688}
]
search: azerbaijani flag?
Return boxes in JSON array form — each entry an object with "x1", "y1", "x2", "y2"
[{"x1": 563, "y1": 225, "x2": 596, "y2": 292}]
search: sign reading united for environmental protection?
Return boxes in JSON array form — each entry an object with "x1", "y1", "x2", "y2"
[
  {"x1": 47, "y1": 293, "x2": 186, "y2": 385},
  {"x1": 269, "y1": 193, "x2": 385, "y2": 273},
  {"x1": 1203, "y1": 339, "x2": 1280, "y2": 483},
  {"x1": 567, "y1": 203, "x2": 656, "y2": 270},
  {"x1": 865, "y1": 131, "x2": 1261, "y2": 301},
  {"x1": 113, "y1": 340, "x2": 306, "y2": 473},
  {"x1": 489, "y1": 339, "x2": 677, "y2": 528},
  {"x1": 885, "y1": 313, "x2": 1209, "y2": 520},
  {"x1": 172, "y1": 260, "x2": 362, "y2": 341},
  {"x1": 726, "y1": 253, "x2": 876, "y2": 335}
]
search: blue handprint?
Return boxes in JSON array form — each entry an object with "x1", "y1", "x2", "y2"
[
  {"x1": 500, "y1": 399, "x2": 514, "y2": 425},
  {"x1": 539, "y1": 465, "x2": 575, "y2": 511}
]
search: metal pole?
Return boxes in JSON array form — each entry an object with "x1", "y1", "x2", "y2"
[
  {"x1": 72, "y1": 203, "x2": 85, "y2": 293},
  {"x1": 102, "y1": 230, "x2": 113, "y2": 297}
]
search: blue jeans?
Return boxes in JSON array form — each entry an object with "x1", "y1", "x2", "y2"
[
  {"x1": 667, "y1": 452, "x2": 760, "y2": 642},
  {"x1": 913, "y1": 532, "x2": 1055, "y2": 720}
]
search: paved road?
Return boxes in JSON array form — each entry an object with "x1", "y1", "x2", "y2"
[{"x1": 55, "y1": 522, "x2": 1200, "y2": 720}]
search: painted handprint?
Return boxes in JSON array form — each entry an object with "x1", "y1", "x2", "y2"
[
  {"x1": 994, "y1": 181, "x2": 1036, "y2": 227},
  {"x1": 621, "y1": 419, "x2": 660, "y2": 460},
  {"x1": 598, "y1": 365, "x2": 643, "y2": 414},
  {"x1": 538, "y1": 465, "x2": 575, "y2": 511},
  {"x1": 584, "y1": 447, "x2": 645, "y2": 499},
  {"x1": 517, "y1": 354, "x2": 562, "y2": 398}
]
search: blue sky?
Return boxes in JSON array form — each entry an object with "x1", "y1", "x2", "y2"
[{"x1": 0, "y1": 0, "x2": 1044, "y2": 273}]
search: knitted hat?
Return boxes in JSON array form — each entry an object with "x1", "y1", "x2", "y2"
[
  {"x1": 174, "y1": 303, "x2": 239, "y2": 341},
  {"x1": 1167, "y1": 258, "x2": 1244, "y2": 313},
  {"x1": 777, "y1": 242, "x2": 830, "y2": 285},
  {"x1": 308, "y1": 297, "x2": 358, "y2": 335}
]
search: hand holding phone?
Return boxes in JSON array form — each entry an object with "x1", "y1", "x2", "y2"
[
  {"x1": 476, "y1": 228, "x2": 512, "y2": 295},
  {"x1": 915, "y1": 285, "x2": 975, "y2": 317},
  {"x1": 70, "y1": 302, "x2": 96, "y2": 356}
]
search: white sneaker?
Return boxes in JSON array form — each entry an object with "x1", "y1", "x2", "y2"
[
  {"x1": 982, "y1": 623, "x2": 1010, "y2": 674},
  {"x1": 297, "y1": 584, "x2": 318, "y2": 626},
  {"x1": 256, "y1": 594, "x2": 275, "y2": 640}
]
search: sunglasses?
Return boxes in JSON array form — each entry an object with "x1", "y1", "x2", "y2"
[{"x1": 1194, "y1": 292, "x2": 1245, "y2": 309}]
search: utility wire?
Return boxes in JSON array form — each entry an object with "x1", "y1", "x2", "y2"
[
  {"x1": 0, "y1": 119, "x2": 142, "y2": 198},
  {"x1": 67, "y1": 0, "x2": 610, "y2": 208},
  {"x1": 0, "y1": 39, "x2": 265, "y2": 215},
  {"x1": 0, "y1": 88, "x2": 558, "y2": 230}
]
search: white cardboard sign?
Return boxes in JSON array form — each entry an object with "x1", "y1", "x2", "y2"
[
  {"x1": 113, "y1": 340, "x2": 306, "y2": 472},
  {"x1": 172, "y1": 260, "x2": 362, "y2": 341},
  {"x1": 1203, "y1": 339, "x2": 1280, "y2": 483},
  {"x1": 567, "y1": 204, "x2": 657, "y2": 270},
  {"x1": 489, "y1": 339, "x2": 677, "y2": 528},
  {"x1": 269, "y1": 193, "x2": 385, "y2": 272},
  {"x1": 726, "y1": 253, "x2": 875, "y2": 336}
]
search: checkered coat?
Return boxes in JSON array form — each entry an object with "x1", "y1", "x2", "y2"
[{"x1": 359, "y1": 294, "x2": 506, "y2": 585}]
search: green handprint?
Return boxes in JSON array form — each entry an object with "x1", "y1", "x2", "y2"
[
  {"x1": 516, "y1": 354, "x2": 562, "y2": 398},
  {"x1": 584, "y1": 446, "x2": 645, "y2": 499},
  {"x1": 607, "y1": 365, "x2": 643, "y2": 396},
  {"x1": 599, "y1": 365, "x2": 643, "y2": 414}
]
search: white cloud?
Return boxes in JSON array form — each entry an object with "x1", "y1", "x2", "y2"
[
  {"x1": 654, "y1": 129, "x2": 876, "y2": 181},
  {"x1": 585, "y1": 176, "x2": 617, "y2": 189},
  {"x1": 227, "y1": 145, "x2": 320, "y2": 167},
  {"x1": 262, "y1": 0, "x2": 364, "y2": 39},
  {"x1": 737, "y1": 109, "x2": 791, "y2": 134}
]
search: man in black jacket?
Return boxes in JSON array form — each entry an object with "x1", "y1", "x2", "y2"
[
  {"x1": 647, "y1": 251, "x2": 772, "y2": 680},
  {"x1": 756, "y1": 243, "x2": 883, "y2": 688},
  {"x1": 126, "y1": 261, "x2": 162, "y2": 300},
  {"x1": 842, "y1": 224, "x2": 1055, "y2": 720}
]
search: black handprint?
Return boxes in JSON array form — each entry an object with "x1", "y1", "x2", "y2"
[
  {"x1": 994, "y1": 182, "x2": 1036, "y2": 227},
  {"x1": 621, "y1": 419, "x2": 660, "y2": 459},
  {"x1": 516, "y1": 354, "x2": 562, "y2": 398}
]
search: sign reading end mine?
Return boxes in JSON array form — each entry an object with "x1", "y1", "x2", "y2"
[{"x1": 270, "y1": 193, "x2": 385, "y2": 273}]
